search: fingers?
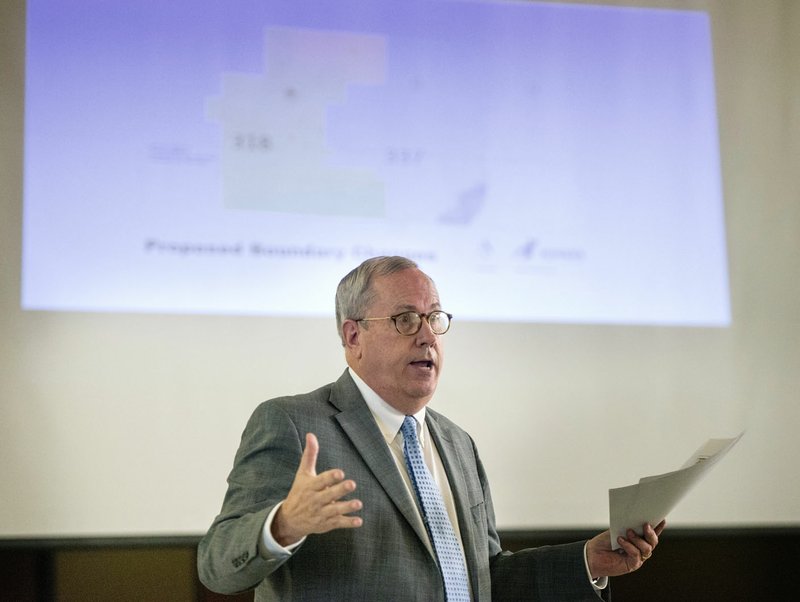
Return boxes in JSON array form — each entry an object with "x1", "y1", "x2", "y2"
[
  {"x1": 617, "y1": 522, "x2": 662, "y2": 568},
  {"x1": 296, "y1": 433, "x2": 356, "y2": 501},
  {"x1": 297, "y1": 433, "x2": 358, "y2": 496},
  {"x1": 297, "y1": 432, "x2": 320, "y2": 477},
  {"x1": 615, "y1": 534, "x2": 643, "y2": 564},
  {"x1": 641, "y1": 520, "x2": 663, "y2": 553},
  {"x1": 318, "y1": 497, "x2": 364, "y2": 525},
  {"x1": 312, "y1": 469, "x2": 358, "y2": 504}
]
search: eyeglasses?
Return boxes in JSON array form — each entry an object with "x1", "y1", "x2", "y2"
[{"x1": 356, "y1": 310, "x2": 453, "y2": 336}]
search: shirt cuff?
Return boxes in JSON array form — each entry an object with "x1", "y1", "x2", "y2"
[
  {"x1": 259, "y1": 500, "x2": 307, "y2": 559},
  {"x1": 583, "y1": 542, "x2": 609, "y2": 591}
]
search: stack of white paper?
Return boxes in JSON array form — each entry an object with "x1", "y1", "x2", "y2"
[{"x1": 609, "y1": 433, "x2": 743, "y2": 549}]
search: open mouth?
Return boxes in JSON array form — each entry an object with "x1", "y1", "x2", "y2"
[{"x1": 410, "y1": 360, "x2": 434, "y2": 369}]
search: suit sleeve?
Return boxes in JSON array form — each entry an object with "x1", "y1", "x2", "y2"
[
  {"x1": 197, "y1": 401, "x2": 303, "y2": 595},
  {"x1": 490, "y1": 542, "x2": 604, "y2": 601}
]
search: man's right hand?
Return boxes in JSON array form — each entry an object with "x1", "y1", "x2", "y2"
[{"x1": 271, "y1": 432, "x2": 364, "y2": 547}]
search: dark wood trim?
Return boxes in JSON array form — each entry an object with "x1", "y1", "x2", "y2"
[
  {"x1": 1, "y1": 525, "x2": 797, "y2": 550},
  {"x1": 0, "y1": 535, "x2": 203, "y2": 550},
  {"x1": 2, "y1": 527, "x2": 797, "y2": 601}
]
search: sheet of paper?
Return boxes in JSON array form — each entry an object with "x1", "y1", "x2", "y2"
[{"x1": 609, "y1": 432, "x2": 743, "y2": 550}]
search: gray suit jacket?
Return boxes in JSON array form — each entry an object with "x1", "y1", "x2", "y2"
[{"x1": 197, "y1": 370, "x2": 603, "y2": 601}]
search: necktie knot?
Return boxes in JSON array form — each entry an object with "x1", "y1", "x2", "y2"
[{"x1": 401, "y1": 415, "x2": 419, "y2": 444}]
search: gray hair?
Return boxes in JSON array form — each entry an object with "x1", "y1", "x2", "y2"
[{"x1": 335, "y1": 256, "x2": 422, "y2": 345}]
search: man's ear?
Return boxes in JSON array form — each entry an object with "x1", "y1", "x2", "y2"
[{"x1": 342, "y1": 319, "x2": 361, "y2": 355}]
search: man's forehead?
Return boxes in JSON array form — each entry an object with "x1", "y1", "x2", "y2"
[
  {"x1": 372, "y1": 270, "x2": 441, "y2": 308},
  {"x1": 392, "y1": 299, "x2": 442, "y2": 312}
]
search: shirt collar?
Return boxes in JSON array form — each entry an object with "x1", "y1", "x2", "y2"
[{"x1": 348, "y1": 367, "x2": 427, "y2": 446}]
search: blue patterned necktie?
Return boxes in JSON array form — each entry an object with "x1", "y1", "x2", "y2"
[{"x1": 401, "y1": 415, "x2": 471, "y2": 601}]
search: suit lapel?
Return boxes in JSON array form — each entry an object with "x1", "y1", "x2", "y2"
[
  {"x1": 329, "y1": 371, "x2": 432, "y2": 553},
  {"x1": 427, "y1": 412, "x2": 482, "y2": 597}
]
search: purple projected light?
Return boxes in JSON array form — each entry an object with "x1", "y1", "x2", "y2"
[{"x1": 22, "y1": 0, "x2": 729, "y2": 325}]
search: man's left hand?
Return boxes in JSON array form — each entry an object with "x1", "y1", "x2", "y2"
[{"x1": 586, "y1": 520, "x2": 666, "y2": 578}]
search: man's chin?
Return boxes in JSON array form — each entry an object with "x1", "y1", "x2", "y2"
[{"x1": 405, "y1": 381, "x2": 438, "y2": 405}]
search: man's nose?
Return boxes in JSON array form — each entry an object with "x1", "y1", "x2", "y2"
[{"x1": 415, "y1": 318, "x2": 437, "y2": 345}]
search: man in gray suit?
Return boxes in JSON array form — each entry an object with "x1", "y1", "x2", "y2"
[{"x1": 198, "y1": 256, "x2": 664, "y2": 600}]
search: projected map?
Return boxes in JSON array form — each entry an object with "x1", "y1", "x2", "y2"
[{"x1": 207, "y1": 28, "x2": 386, "y2": 216}]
